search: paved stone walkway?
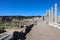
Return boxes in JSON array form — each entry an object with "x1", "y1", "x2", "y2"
[{"x1": 26, "y1": 21, "x2": 60, "y2": 40}]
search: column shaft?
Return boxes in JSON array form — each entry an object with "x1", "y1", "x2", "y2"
[
  {"x1": 55, "y1": 3, "x2": 58, "y2": 23},
  {"x1": 49, "y1": 9, "x2": 51, "y2": 23},
  {"x1": 51, "y1": 7, "x2": 54, "y2": 23}
]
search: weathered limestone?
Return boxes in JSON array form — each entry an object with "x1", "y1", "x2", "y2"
[
  {"x1": 46, "y1": 10, "x2": 48, "y2": 23},
  {"x1": 42, "y1": 3, "x2": 60, "y2": 29},
  {"x1": 44, "y1": 3, "x2": 59, "y2": 28},
  {"x1": 45, "y1": 10, "x2": 50, "y2": 23},
  {"x1": 51, "y1": 7, "x2": 54, "y2": 23},
  {"x1": 52, "y1": 3, "x2": 58, "y2": 27},
  {"x1": 46, "y1": 3, "x2": 58, "y2": 25},
  {"x1": 54, "y1": 3, "x2": 58, "y2": 23},
  {"x1": 48, "y1": 9, "x2": 51, "y2": 24}
]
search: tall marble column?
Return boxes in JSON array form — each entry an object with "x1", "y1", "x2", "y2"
[
  {"x1": 46, "y1": 10, "x2": 47, "y2": 23},
  {"x1": 49, "y1": 9, "x2": 51, "y2": 24},
  {"x1": 51, "y1": 7, "x2": 54, "y2": 23},
  {"x1": 55, "y1": 3, "x2": 58, "y2": 23}
]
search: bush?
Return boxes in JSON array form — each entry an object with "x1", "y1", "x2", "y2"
[
  {"x1": 0, "y1": 26, "x2": 6, "y2": 34},
  {"x1": 0, "y1": 26, "x2": 5, "y2": 30},
  {"x1": 0, "y1": 27, "x2": 2, "y2": 30}
]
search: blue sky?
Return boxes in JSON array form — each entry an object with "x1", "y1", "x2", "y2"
[{"x1": 0, "y1": 0, "x2": 60, "y2": 16}]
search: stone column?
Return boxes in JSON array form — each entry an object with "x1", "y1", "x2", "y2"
[
  {"x1": 46, "y1": 10, "x2": 47, "y2": 23},
  {"x1": 51, "y1": 7, "x2": 54, "y2": 23},
  {"x1": 55, "y1": 3, "x2": 58, "y2": 23},
  {"x1": 49, "y1": 9, "x2": 51, "y2": 24}
]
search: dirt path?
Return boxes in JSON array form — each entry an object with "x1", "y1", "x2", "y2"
[{"x1": 26, "y1": 21, "x2": 60, "y2": 40}]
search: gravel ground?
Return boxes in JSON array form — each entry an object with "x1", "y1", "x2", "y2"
[{"x1": 26, "y1": 21, "x2": 60, "y2": 40}]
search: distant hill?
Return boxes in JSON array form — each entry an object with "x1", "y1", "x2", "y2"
[
  {"x1": 0, "y1": 16, "x2": 42, "y2": 22},
  {"x1": 0, "y1": 16, "x2": 42, "y2": 19}
]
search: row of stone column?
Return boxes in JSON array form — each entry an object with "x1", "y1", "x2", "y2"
[{"x1": 45, "y1": 3, "x2": 58, "y2": 24}]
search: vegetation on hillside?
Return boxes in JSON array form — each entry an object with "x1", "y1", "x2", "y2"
[{"x1": 0, "y1": 16, "x2": 41, "y2": 30}]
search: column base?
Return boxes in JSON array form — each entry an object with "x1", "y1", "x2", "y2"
[
  {"x1": 48, "y1": 22, "x2": 53, "y2": 26},
  {"x1": 48, "y1": 22, "x2": 60, "y2": 29},
  {"x1": 53, "y1": 23, "x2": 58, "y2": 27}
]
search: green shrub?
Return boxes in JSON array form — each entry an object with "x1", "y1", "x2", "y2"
[
  {"x1": 0, "y1": 27, "x2": 2, "y2": 30},
  {"x1": 0, "y1": 26, "x2": 5, "y2": 30}
]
